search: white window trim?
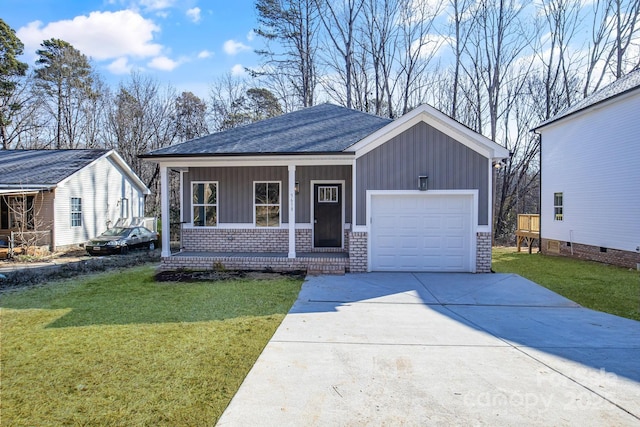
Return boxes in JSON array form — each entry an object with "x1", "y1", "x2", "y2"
[
  {"x1": 554, "y1": 192, "x2": 563, "y2": 221},
  {"x1": 253, "y1": 181, "x2": 282, "y2": 227},
  {"x1": 120, "y1": 198, "x2": 129, "y2": 219},
  {"x1": 318, "y1": 185, "x2": 339, "y2": 203},
  {"x1": 191, "y1": 181, "x2": 219, "y2": 227},
  {"x1": 71, "y1": 197, "x2": 82, "y2": 228}
]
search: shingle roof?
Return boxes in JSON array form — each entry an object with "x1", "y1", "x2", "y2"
[
  {"x1": 0, "y1": 149, "x2": 109, "y2": 186},
  {"x1": 536, "y1": 69, "x2": 640, "y2": 129},
  {"x1": 145, "y1": 103, "x2": 392, "y2": 157}
]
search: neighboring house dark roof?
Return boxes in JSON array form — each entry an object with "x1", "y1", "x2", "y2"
[
  {"x1": 0, "y1": 149, "x2": 109, "y2": 187},
  {"x1": 535, "y1": 68, "x2": 640, "y2": 129},
  {"x1": 145, "y1": 103, "x2": 392, "y2": 157}
]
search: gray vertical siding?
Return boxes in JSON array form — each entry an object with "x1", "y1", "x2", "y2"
[
  {"x1": 182, "y1": 165, "x2": 353, "y2": 224},
  {"x1": 356, "y1": 121, "x2": 489, "y2": 225},
  {"x1": 184, "y1": 166, "x2": 289, "y2": 223}
]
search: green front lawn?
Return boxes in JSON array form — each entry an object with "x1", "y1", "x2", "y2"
[
  {"x1": 0, "y1": 265, "x2": 303, "y2": 426},
  {"x1": 492, "y1": 247, "x2": 640, "y2": 321}
]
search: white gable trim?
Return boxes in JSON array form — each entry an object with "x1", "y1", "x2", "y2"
[
  {"x1": 105, "y1": 151, "x2": 151, "y2": 195},
  {"x1": 534, "y1": 88, "x2": 640, "y2": 132},
  {"x1": 351, "y1": 104, "x2": 510, "y2": 160}
]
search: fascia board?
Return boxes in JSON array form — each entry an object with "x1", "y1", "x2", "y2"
[{"x1": 152, "y1": 154, "x2": 355, "y2": 168}]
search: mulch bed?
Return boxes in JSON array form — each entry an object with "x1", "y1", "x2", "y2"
[{"x1": 155, "y1": 269, "x2": 306, "y2": 282}]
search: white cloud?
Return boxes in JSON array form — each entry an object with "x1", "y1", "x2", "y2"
[
  {"x1": 17, "y1": 10, "x2": 163, "y2": 60},
  {"x1": 186, "y1": 7, "x2": 201, "y2": 23},
  {"x1": 198, "y1": 50, "x2": 213, "y2": 59},
  {"x1": 148, "y1": 56, "x2": 180, "y2": 71},
  {"x1": 410, "y1": 34, "x2": 452, "y2": 59},
  {"x1": 108, "y1": 57, "x2": 133, "y2": 74},
  {"x1": 139, "y1": 0, "x2": 176, "y2": 11},
  {"x1": 223, "y1": 39, "x2": 251, "y2": 55},
  {"x1": 231, "y1": 64, "x2": 246, "y2": 76},
  {"x1": 247, "y1": 30, "x2": 256, "y2": 41}
]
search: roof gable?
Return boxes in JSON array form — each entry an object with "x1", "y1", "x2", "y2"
[
  {"x1": 0, "y1": 149, "x2": 150, "y2": 195},
  {"x1": 535, "y1": 69, "x2": 640, "y2": 130},
  {"x1": 145, "y1": 103, "x2": 391, "y2": 157},
  {"x1": 350, "y1": 104, "x2": 509, "y2": 160},
  {"x1": 0, "y1": 149, "x2": 109, "y2": 187}
]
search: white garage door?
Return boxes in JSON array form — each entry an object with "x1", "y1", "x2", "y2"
[{"x1": 370, "y1": 193, "x2": 474, "y2": 272}]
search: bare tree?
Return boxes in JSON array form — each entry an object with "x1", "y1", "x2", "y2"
[
  {"x1": 531, "y1": 0, "x2": 582, "y2": 119},
  {"x1": 395, "y1": 0, "x2": 444, "y2": 115},
  {"x1": 253, "y1": 0, "x2": 320, "y2": 108},
  {"x1": 359, "y1": 0, "x2": 400, "y2": 117},
  {"x1": 0, "y1": 73, "x2": 48, "y2": 149},
  {"x1": 583, "y1": 0, "x2": 640, "y2": 96},
  {"x1": 209, "y1": 73, "x2": 249, "y2": 131},
  {"x1": 315, "y1": 0, "x2": 365, "y2": 109},
  {"x1": 447, "y1": 0, "x2": 476, "y2": 119},
  {"x1": 105, "y1": 72, "x2": 177, "y2": 215}
]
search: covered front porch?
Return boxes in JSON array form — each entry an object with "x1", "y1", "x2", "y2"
[{"x1": 156, "y1": 157, "x2": 366, "y2": 274}]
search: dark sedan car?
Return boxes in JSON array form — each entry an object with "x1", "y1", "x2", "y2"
[{"x1": 86, "y1": 226, "x2": 158, "y2": 255}]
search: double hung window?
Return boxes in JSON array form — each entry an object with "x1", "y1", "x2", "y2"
[
  {"x1": 254, "y1": 182, "x2": 280, "y2": 227},
  {"x1": 192, "y1": 182, "x2": 218, "y2": 227}
]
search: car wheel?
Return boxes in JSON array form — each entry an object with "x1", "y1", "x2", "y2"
[
  {"x1": 148, "y1": 241, "x2": 155, "y2": 251},
  {"x1": 120, "y1": 245, "x2": 129, "y2": 255}
]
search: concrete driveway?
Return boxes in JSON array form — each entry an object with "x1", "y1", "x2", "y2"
[{"x1": 217, "y1": 273, "x2": 640, "y2": 426}]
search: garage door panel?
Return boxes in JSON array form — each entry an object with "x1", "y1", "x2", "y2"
[
  {"x1": 445, "y1": 215, "x2": 465, "y2": 230},
  {"x1": 371, "y1": 194, "x2": 474, "y2": 272}
]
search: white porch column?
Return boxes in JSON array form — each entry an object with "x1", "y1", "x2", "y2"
[
  {"x1": 288, "y1": 164, "x2": 296, "y2": 258},
  {"x1": 179, "y1": 170, "x2": 185, "y2": 223},
  {"x1": 160, "y1": 164, "x2": 170, "y2": 257}
]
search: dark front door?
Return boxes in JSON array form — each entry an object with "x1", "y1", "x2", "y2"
[{"x1": 313, "y1": 184, "x2": 342, "y2": 248}]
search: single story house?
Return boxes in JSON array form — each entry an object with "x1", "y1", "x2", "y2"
[
  {"x1": 533, "y1": 70, "x2": 640, "y2": 269},
  {"x1": 142, "y1": 103, "x2": 509, "y2": 273},
  {"x1": 0, "y1": 149, "x2": 150, "y2": 251}
]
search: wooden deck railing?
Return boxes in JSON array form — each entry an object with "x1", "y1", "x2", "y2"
[
  {"x1": 515, "y1": 214, "x2": 540, "y2": 253},
  {"x1": 517, "y1": 214, "x2": 540, "y2": 233}
]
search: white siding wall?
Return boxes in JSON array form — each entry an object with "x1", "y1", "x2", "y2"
[
  {"x1": 54, "y1": 156, "x2": 146, "y2": 247},
  {"x1": 540, "y1": 91, "x2": 640, "y2": 252}
]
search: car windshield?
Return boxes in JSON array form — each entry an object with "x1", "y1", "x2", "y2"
[{"x1": 101, "y1": 227, "x2": 131, "y2": 237}]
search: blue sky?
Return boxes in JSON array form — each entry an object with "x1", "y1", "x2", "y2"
[{"x1": 2, "y1": 0, "x2": 262, "y2": 99}]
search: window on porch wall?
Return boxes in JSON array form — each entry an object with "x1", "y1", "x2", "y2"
[
  {"x1": 192, "y1": 182, "x2": 217, "y2": 227},
  {"x1": 2, "y1": 195, "x2": 35, "y2": 230},
  {"x1": 254, "y1": 182, "x2": 280, "y2": 227}
]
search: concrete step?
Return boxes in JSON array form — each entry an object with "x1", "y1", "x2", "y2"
[{"x1": 306, "y1": 264, "x2": 346, "y2": 275}]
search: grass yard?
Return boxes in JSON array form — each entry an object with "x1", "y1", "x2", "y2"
[
  {"x1": 0, "y1": 265, "x2": 303, "y2": 426},
  {"x1": 493, "y1": 247, "x2": 640, "y2": 321}
]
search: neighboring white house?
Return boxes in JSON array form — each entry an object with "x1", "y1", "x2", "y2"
[
  {"x1": 0, "y1": 149, "x2": 150, "y2": 250},
  {"x1": 533, "y1": 70, "x2": 640, "y2": 268}
]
